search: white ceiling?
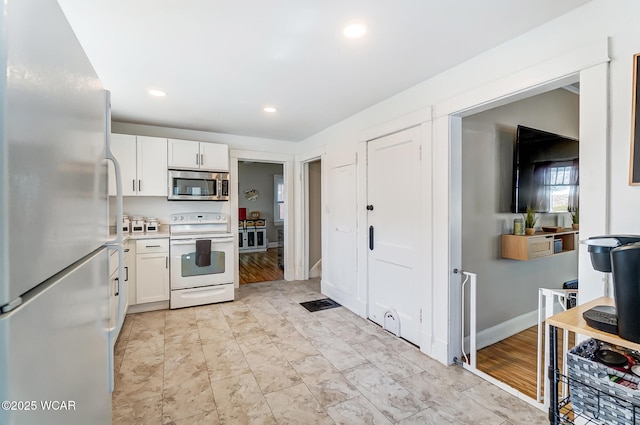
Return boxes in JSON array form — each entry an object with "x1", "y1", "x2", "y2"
[{"x1": 57, "y1": 0, "x2": 591, "y2": 142}]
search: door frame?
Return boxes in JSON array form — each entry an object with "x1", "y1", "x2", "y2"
[
  {"x1": 302, "y1": 158, "x2": 322, "y2": 280},
  {"x1": 230, "y1": 149, "x2": 295, "y2": 286},
  {"x1": 432, "y1": 38, "x2": 610, "y2": 364},
  {"x1": 356, "y1": 109, "x2": 433, "y2": 336},
  {"x1": 295, "y1": 147, "x2": 326, "y2": 281},
  {"x1": 351, "y1": 38, "x2": 610, "y2": 365}
]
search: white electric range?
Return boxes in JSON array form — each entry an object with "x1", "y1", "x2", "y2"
[{"x1": 169, "y1": 213, "x2": 234, "y2": 309}]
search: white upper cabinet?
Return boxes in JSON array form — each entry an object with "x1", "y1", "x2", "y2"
[
  {"x1": 167, "y1": 138, "x2": 229, "y2": 171},
  {"x1": 167, "y1": 139, "x2": 200, "y2": 169},
  {"x1": 200, "y1": 142, "x2": 229, "y2": 171},
  {"x1": 108, "y1": 134, "x2": 168, "y2": 197},
  {"x1": 109, "y1": 134, "x2": 136, "y2": 196},
  {"x1": 136, "y1": 136, "x2": 168, "y2": 196}
]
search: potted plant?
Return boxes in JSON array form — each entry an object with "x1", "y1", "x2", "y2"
[
  {"x1": 569, "y1": 207, "x2": 579, "y2": 230},
  {"x1": 524, "y1": 206, "x2": 537, "y2": 235}
]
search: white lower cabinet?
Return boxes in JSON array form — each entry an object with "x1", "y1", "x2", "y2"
[
  {"x1": 109, "y1": 246, "x2": 129, "y2": 341},
  {"x1": 135, "y1": 239, "x2": 169, "y2": 304},
  {"x1": 108, "y1": 250, "x2": 118, "y2": 332}
]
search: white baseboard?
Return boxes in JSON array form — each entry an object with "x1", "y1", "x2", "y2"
[
  {"x1": 465, "y1": 309, "x2": 538, "y2": 351},
  {"x1": 267, "y1": 242, "x2": 279, "y2": 248},
  {"x1": 430, "y1": 336, "x2": 451, "y2": 365}
]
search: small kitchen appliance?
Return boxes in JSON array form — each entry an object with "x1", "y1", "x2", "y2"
[
  {"x1": 585, "y1": 235, "x2": 640, "y2": 342},
  {"x1": 168, "y1": 169, "x2": 230, "y2": 201}
]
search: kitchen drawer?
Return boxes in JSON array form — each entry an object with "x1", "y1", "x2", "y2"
[
  {"x1": 136, "y1": 239, "x2": 169, "y2": 254},
  {"x1": 527, "y1": 236, "x2": 553, "y2": 258}
]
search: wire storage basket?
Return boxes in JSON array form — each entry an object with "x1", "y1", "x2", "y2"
[{"x1": 566, "y1": 338, "x2": 640, "y2": 424}]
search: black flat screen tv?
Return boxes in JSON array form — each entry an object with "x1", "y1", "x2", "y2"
[{"x1": 512, "y1": 125, "x2": 579, "y2": 213}]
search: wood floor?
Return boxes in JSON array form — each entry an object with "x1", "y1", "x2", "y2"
[
  {"x1": 239, "y1": 247, "x2": 284, "y2": 284},
  {"x1": 476, "y1": 324, "x2": 574, "y2": 400}
]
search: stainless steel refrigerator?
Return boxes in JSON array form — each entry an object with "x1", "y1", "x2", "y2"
[{"x1": 0, "y1": 0, "x2": 118, "y2": 423}]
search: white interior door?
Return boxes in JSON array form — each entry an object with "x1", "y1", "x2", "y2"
[
  {"x1": 367, "y1": 127, "x2": 422, "y2": 345},
  {"x1": 324, "y1": 164, "x2": 358, "y2": 304}
]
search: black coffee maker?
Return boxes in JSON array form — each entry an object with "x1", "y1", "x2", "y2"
[{"x1": 587, "y1": 235, "x2": 640, "y2": 342}]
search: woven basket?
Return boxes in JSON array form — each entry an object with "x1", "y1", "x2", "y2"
[{"x1": 568, "y1": 338, "x2": 640, "y2": 424}]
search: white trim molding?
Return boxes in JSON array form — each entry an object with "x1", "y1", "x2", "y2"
[{"x1": 230, "y1": 149, "x2": 296, "y2": 284}]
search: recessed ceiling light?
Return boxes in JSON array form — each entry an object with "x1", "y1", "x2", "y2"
[
  {"x1": 343, "y1": 23, "x2": 366, "y2": 38},
  {"x1": 263, "y1": 107, "x2": 277, "y2": 113},
  {"x1": 148, "y1": 89, "x2": 167, "y2": 97}
]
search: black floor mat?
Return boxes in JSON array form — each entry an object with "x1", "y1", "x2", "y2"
[{"x1": 300, "y1": 298, "x2": 341, "y2": 312}]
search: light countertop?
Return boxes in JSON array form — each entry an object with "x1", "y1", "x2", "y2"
[{"x1": 547, "y1": 296, "x2": 640, "y2": 352}]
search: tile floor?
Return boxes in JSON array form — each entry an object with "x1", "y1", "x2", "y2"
[{"x1": 112, "y1": 279, "x2": 547, "y2": 424}]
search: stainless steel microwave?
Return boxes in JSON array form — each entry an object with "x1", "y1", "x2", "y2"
[{"x1": 168, "y1": 169, "x2": 230, "y2": 201}]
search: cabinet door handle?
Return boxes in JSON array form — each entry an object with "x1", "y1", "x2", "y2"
[
  {"x1": 138, "y1": 180, "x2": 142, "y2": 192},
  {"x1": 200, "y1": 153, "x2": 204, "y2": 165},
  {"x1": 145, "y1": 245, "x2": 161, "y2": 248},
  {"x1": 114, "y1": 277, "x2": 119, "y2": 296},
  {"x1": 124, "y1": 266, "x2": 129, "y2": 282},
  {"x1": 132, "y1": 179, "x2": 135, "y2": 191},
  {"x1": 166, "y1": 256, "x2": 168, "y2": 269},
  {"x1": 196, "y1": 153, "x2": 199, "y2": 165}
]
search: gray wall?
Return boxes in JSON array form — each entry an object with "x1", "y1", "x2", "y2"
[
  {"x1": 462, "y1": 88, "x2": 579, "y2": 332},
  {"x1": 308, "y1": 160, "x2": 322, "y2": 268},
  {"x1": 238, "y1": 162, "x2": 283, "y2": 244}
]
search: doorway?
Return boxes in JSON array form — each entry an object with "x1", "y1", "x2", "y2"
[
  {"x1": 237, "y1": 161, "x2": 284, "y2": 284},
  {"x1": 460, "y1": 87, "x2": 580, "y2": 400},
  {"x1": 306, "y1": 159, "x2": 322, "y2": 279}
]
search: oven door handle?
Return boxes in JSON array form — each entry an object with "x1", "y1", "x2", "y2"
[{"x1": 170, "y1": 237, "x2": 235, "y2": 245}]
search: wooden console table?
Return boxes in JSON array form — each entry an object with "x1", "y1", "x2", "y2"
[{"x1": 502, "y1": 229, "x2": 578, "y2": 261}]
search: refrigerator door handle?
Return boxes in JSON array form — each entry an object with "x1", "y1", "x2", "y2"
[
  {"x1": 104, "y1": 91, "x2": 125, "y2": 392},
  {"x1": 105, "y1": 92, "x2": 123, "y2": 247}
]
